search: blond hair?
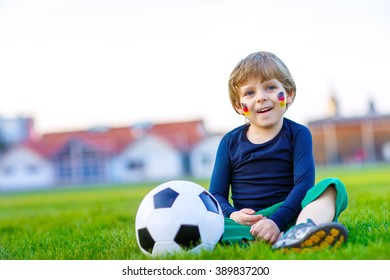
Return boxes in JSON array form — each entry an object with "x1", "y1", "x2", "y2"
[{"x1": 228, "y1": 51, "x2": 296, "y2": 113}]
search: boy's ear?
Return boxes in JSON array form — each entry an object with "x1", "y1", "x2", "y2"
[
  {"x1": 286, "y1": 90, "x2": 296, "y2": 105},
  {"x1": 234, "y1": 101, "x2": 244, "y2": 115}
]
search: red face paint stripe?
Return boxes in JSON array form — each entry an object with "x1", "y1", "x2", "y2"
[
  {"x1": 241, "y1": 103, "x2": 250, "y2": 116},
  {"x1": 277, "y1": 92, "x2": 285, "y2": 101}
]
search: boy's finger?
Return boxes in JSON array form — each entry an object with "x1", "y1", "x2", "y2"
[{"x1": 241, "y1": 208, "x2": 255, "y2": 215}]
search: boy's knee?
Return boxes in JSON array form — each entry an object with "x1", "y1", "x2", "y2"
[{"x1": 322, "y1": 184, "x2": 337, "y2": 198}]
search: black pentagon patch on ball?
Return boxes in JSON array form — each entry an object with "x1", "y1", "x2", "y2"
[
  {"x1": 199, "y1": 191, "x2": 219, "y2": 214},
  {"x1": 174, "y1": 225, "x2": 201, "y2": 249},
  {"x1": 153, "y1": 187, "x2": 179, "y2": 209},
  {"x1": 138, "y1": 228, "x2": 155, "y2": 254}
]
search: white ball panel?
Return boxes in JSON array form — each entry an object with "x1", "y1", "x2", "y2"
[
  {"x1": 199, "y1": 212, "x2": 224, "y2": 245},
  {"x1": 135, "y1": 194, "x2": 155, "y2": 229},
  {"x1": 152, "y1": 241, "x2": 182, "y2": 256},
  {"x1": 147, "y1": 208, "x2": 180, "y2": 241},
  {"x1": 188, "y1": 242, "x2": 214, "y2": 254},
  {"x1": 172, "y1": 193, "x2": 207, "y2": 224}
]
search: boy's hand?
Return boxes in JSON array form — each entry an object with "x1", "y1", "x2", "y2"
[
  {"x1": 229, "y1": 208, "x2": 264, "y2": 226},
  {"x1": 249, "y1": 218, "x2": 281, "y2": 244}
]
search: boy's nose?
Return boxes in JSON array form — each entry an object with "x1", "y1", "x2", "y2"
[{"x1": 256, "y1": 91, "x2": 268, "y2": 102}]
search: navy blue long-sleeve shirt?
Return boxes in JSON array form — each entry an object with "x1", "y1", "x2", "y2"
[{"x1": 209, "y1": 118, "x2": 315, "y2": 231}]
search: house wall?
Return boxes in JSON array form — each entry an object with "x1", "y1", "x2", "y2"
[
  {"x1": 190, "y1": 135, "x2": 222, "y2": 179},
  {"x1": 309, "y1": 116, "x2": 390, "y2": 165},
  {"x1": 0, "y1": 147, "x2": 54, "y2": 190},
  {"x1": 372, "y1": 118, "x2": 390, "y2": 162},
  {"x1": 309, "y1": 127, "x2": 327, "y2": 165},
  {"x1": 109, "y1": 136, "x2": 183, "y2": 183},
  {"x1": 335, "y1": 122, "x2": 363, "y2": 163}
]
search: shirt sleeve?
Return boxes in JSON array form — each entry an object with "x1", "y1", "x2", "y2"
[
  {"x1": 209, "y1": 135, "x2": 238, "y2": 217},
  {"x1": 269, "y1": 126, "x2": 315, "y2": 231}
]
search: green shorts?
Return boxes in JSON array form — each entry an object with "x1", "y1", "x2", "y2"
[{"x1": 221, "y1": 177, "x2": 349, "y2": 244}]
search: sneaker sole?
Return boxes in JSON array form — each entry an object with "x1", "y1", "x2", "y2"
[{"x1": 278, "y1": 223, "x2": 348, "y2": 253}]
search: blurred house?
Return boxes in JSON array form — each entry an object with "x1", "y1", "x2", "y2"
[
  {"x1": 0, "y1": 119, "x2": 220, "y2": 191},
  {"x1": 308, "y1": 98, "x2": 390, "y2": 165},
  {"x1": 37, "y1": 126, "x2": 134, "y2": 185},
  {"x1": 0, "y1": 142, "x2": 54, "y2": 190}
]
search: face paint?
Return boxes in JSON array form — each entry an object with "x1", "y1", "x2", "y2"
[
  {"x1": 241, "y1": 103, "x2": 251, "y2": 116},
  {"x1": 277, "y1": 91, "x2": 286, "y2": 107}
]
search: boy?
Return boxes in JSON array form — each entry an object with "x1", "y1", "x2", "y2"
[{"x1": 209, "y1": 51, "x2": 348, "y2": 251}]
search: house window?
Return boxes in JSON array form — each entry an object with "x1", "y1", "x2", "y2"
[
  {"x1": 83, "y1": 158, "x2": 101, "y2": 178},
  {"x1": 26, "y1": 164, "x2": 39, "y2": 174},
  {"x1": 202, "y1": 154, "x2": 212, "y2": 165},
  {"x1": 54, "y1": 140, "x2": 104, "y2": 183},
  {"x1": 2, "y1": 166, "x2": 14, "y2": 176},
  {"x1": 127, "y1": 160, "x2": 144, "y2": 170},
  {"x1": 59, "y1": 164, "x2": 72, "y2": 178}
]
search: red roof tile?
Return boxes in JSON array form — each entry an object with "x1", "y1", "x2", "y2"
[
  {"x1": 39, "y1": 127, "x2": 134, "y2": 157},
  {"x1": 148, "y1": 119, "x2": 206, "y2": 151},
  {"x1": 7, "y1": 120, "x2": 207, "y2": 158}
]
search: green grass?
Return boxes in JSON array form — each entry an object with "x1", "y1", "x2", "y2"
[{"x1": 0, "y1": 165, "x2": 389, "y2": 260}]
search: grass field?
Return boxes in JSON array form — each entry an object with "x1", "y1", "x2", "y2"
[{"x1": 0, "y1": 164, "x2": 389, "y2": 260}]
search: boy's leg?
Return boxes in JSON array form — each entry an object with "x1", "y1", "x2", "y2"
[
  {"x1": 221, "y1": 219, "x2": 253, "y2": 244},
  {"x1": 272, "y1": 177, "x2": 349, "y2": 251},
  {"x1": 301, "y1": 177, "x2": 348, "y2": 222},
  {"x1": 296, "y1": 185, "x2": 336, "y2": 225}
]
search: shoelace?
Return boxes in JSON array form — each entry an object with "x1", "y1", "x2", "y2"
[{"x1": 283, "y1": 219, "x2": 316, "y2": 240}]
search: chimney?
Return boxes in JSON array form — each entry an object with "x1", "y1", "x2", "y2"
[
  {"x1": 368, "y1": 98, "x2": 377, "y2": 115},
  {"x1": 327, "y1": 95, "x2": 339, "y2": 117}
]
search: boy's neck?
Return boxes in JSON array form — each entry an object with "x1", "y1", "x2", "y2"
[{"x1": 246, "y1": 118, "x2": 284, "y2": 144}]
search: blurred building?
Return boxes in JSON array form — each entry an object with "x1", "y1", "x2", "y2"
[
  {"x1": 0, "y1": 119, "x2": 222, "y2": 191},
  {"x1": 308, "y1": 97, "x2": 390, "y2": 165}
]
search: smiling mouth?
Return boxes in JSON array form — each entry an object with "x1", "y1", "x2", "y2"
[{"x1": 257, "y1": 107, "x2": 273, "y2": 113}]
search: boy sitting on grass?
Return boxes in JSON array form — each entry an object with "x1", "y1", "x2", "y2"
[{"x1": 209, "y1": 51, "x2": 348, "y2": 251}]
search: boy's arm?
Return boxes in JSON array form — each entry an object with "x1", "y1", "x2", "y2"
[
  {"x1": 209, "y1": 136, "x2": 238, "y2": 217},
  {"x1": 269, "y1": 126, "x2": 315, "y2": 231}
]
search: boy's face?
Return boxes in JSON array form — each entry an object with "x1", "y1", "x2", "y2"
[{"x1": 235, "y1": 78, "x2": 294, "y2": 131}]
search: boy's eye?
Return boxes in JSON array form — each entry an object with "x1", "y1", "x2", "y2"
[
  {"x1": 267, "y1": 85, "x2": 277, "y2": 91},
  {"x1": 244, "y1": 90, "x2": 255, "y2": 96}
]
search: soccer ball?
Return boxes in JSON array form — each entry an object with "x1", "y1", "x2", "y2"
[{"x1": 135, "y1": 180, "x2": 224, "y2": 256}]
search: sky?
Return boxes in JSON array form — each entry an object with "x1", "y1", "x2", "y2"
[{"x1": 1, "y1": 0, "x2": 389, "y2": 135}]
